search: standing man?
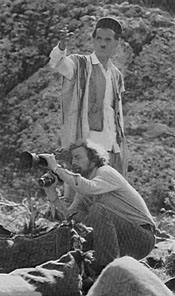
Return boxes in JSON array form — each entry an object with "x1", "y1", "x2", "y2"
[
  {"x1": 40, "y1": 139, "x2": 155, "y2": 276},
  {"x1": 49, "y1": 16, "x2": 128, "y2": 177}
]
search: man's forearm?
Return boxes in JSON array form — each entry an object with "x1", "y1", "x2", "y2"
[
  {"x1": 49, "y1": 44, "x2": 75, "y2": 79},
  {"x1": 49, "y1": 44, "x2": 66, "y2": 69},
  {"x1": 54, "y1": 166, "x2": 116, "y2": 195}
]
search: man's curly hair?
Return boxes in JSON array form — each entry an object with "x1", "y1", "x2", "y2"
[{"x1": 69, "y1": 139, "x2": 109, "y2": 167}]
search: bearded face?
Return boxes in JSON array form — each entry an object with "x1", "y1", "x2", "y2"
[{"x1": 71, "y1": 147, "x2": 95, "y2": 177}]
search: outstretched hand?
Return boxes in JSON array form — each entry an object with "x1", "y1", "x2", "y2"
[{"x1": 58, "y1": 25, "x2": 74, "y2": 50}]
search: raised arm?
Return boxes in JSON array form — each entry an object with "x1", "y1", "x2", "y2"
[
  {"x1": 49, "y1": 27, "x2": 75, "y2": 80},
  {"x1": 39, "y1": 154, "x2": 118, "y2": 195}
]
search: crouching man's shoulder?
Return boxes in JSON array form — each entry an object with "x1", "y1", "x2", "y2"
[{"x1": 97, "y1": 165, "x2": 122, "y2": 178}]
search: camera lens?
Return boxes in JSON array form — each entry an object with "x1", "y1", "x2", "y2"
[
  {"x1": 38, "y1": 173, "x2": 56, "y2": 187},
  {"x1": 20, "y1": 151, "x2": 35, "y2": 169},
  {"x1": 20, "y1": 151, "x2": 48, "y2": 169}
]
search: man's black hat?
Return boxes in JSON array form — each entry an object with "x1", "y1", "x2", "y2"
[{"x1": 95, "y1": 16, "x2": 122, "y2": 35}]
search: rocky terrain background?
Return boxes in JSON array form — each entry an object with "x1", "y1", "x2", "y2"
[
  {"x1": 1, "y1": 1, "x2": 175, "y2": 293},
  {"x1": 0, "y1": 0, "x2": 175, "y2": 218}
]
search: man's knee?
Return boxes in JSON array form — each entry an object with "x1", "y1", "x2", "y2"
[{"x1": 85, "y1": 203, "x2": 113, "y2": 228}]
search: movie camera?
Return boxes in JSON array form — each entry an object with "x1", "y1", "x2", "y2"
[{"x1": 19, "y1": 148, "x2": 72, "y2": 187}]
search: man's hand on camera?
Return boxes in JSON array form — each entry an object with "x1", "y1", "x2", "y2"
[
  {"x1": 39, "y1": 153, "x2": 60, "y2": 173},
  {"x1": 43, "y1": 178, "x2": 58, "y2": 201}
]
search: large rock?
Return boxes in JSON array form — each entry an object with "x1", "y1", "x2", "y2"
[
  {"x1": 0, "y1": 250, "x2": 83, "y2": 296},
  {"x1": 87, "y1": 256, "x2": 172, "y2": 296}
]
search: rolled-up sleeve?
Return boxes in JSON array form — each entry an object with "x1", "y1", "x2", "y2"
[{"x1": 49, "y1": 44, "x2": 75, "y2": 80}]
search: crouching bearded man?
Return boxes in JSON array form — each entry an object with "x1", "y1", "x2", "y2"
[{"x1": 40, "y1": 139, "x2": 155, "y2": 275}]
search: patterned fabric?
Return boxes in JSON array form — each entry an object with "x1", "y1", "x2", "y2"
[{"x1": 61, "y1": 54, "x2": 89, "y2": 146}]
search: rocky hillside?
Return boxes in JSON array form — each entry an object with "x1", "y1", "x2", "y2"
[{"x1": 0, "y1": 0, "x2": 175, "y2": 215}]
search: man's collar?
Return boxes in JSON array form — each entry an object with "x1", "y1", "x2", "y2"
[
  {"x1": 90, "y1": 52, "x2": 100, "y2": 64},
  {"x1": 90, "y1": 52, "x2": 113, "y2": 68}
]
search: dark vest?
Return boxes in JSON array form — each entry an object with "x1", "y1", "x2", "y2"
[{"x1": 88, "y1": 64, "x2": 106, "y2": 131}]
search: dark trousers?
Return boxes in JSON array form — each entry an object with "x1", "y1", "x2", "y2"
[{"x1": 81, "y1": 203, "x2": 155, "y2": 270}]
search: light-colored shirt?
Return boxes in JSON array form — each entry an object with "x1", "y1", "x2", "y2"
[{"x1": 55, "y1": 165, "x2": 155, "y2": 227}]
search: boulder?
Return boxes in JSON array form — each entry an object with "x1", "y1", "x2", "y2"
[{"x1": 87, "y1": 256, "x2": 172, "y2": 296}]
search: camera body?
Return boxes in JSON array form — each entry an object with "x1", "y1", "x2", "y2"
[
  {"x1": 20, "y1": 149, "x2": 72, "y2": 187},
  {"x1": 38, "y1": 172, "x2": 56, "y2": 187}
]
